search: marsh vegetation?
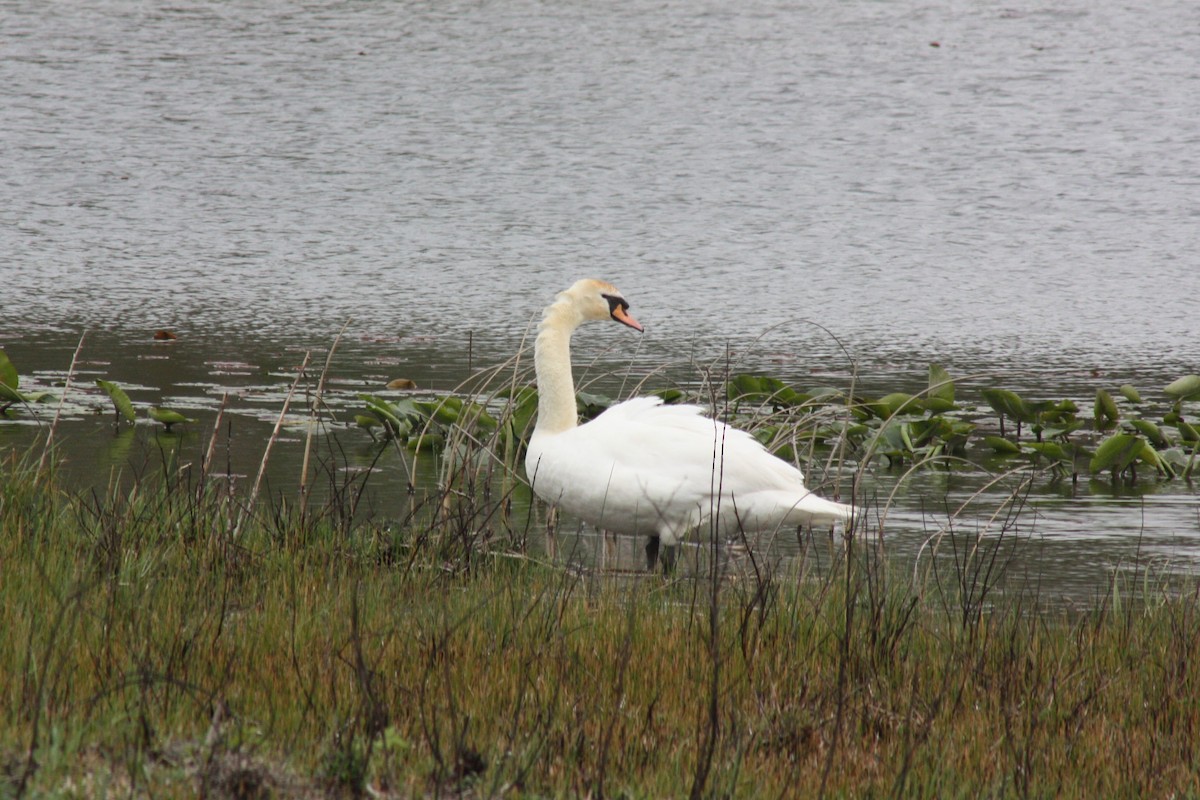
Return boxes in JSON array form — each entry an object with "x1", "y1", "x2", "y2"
[{"x1": 3, "y1": 340, "x2": 1200, "y2": 797}]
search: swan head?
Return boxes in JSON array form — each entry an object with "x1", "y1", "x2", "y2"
[{"x1": 553, "y1": 279, "x2": 643, "y2": 332}]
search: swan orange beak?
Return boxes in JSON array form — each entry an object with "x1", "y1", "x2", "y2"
[{"x1": 612, "y1": 306, "x2": 643, "y2": 332}]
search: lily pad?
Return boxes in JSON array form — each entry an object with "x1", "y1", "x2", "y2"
[
  {"x1": 1128, "y1": 419, "x2": 1168, "y2": 448},
  {"x1": 926, "y1": 364, "x2": 956, "y2": 412},
  {"x1": 982, "y1": 388, "x2": 1036, "y2": 424},
  {"x1": 0, "y1": 349, "x2": 17, "y2": 390},
  {"x1": 868, "y1": 392, "x2": 920, "y2": 420},
  {"x1": 1118, "y1": 384, "x2": 1142, "y2": 404},
  {"x1": 1165, "y1": 375, "x2": 1200, "y2": 401},
  {"x1": 983, "y1": 435, "x2": 1021, "y2": 454},
  {"x1": 0, "y1": 382, "x2": 23, "y2": 407},
  {"x1": 96, "y1": 379, "x2": 137, "y2": 422},
  {"x1": 1089, "y1": 433, "x2": 1144, "y2": 475},
  {"x1": 355, "y1": 414, "x2": 382, "y2": 430},
  {"x1": 1093, "y1": 389, "x2": 1119, "y2": 428},
  {"x1": 1024, "y1": 441, "x2": 1073, "y2": 463},
  {"x1": 359, "y1": 394, "x2": 412, "y2": 438},
  {"x1": 148, "y1": 406, "x2": 196, "y2": 430},
  {"x1": 407, "y1": 432, "x2": 444, "y2": 453}
]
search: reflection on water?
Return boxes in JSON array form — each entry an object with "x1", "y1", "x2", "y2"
[{"x1": 3, "y1": 0, "x2": 1200, "y2": 597}]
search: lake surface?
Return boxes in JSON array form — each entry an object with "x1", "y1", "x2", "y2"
[{"x1": 3, "y1": 0, "x2": 1199, "y2": 596}]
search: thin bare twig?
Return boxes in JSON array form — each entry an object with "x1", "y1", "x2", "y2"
[
  {"x1": 38, "y1": 331, "x2": 87, "y2": 474},
  {"x1": 233, "y1": 351, "x2": 312, "y2": 539},
  {"x1": 299, "y1": 319, "x2": 351, "y2": 517}
]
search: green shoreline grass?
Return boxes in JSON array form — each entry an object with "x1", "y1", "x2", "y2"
[{"x1": 3, "y1": 450, "x2": 1200, "y2": 799}]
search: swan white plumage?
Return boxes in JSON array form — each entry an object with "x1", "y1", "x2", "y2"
[{"x1": 524, "y1": 279, "x2": 854, "y2": 571}]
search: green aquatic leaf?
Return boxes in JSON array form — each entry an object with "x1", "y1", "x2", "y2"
[
  {"x1": 923, "y1": 397, "x2": 957, "y2": 414},
  {"x1": 1118, "y1": 384, "x2": 1142, "y2": 404},
  {"x1": 1137, "y1": 442, "x2": 1169, "y2": 476},
  {"x1": 1037, "y1": 420, "x2": 1085, "y2": 440},
  {"x1": 1093, "y1": 389, "x2": 1119, "y2": 428},
  {"x1": 1158, "y1": 447, "x2": 1192, "y2": 472},
  {"x1": 95, "y1": 379, "x2": 137, "y2": 422},
  {"x1": 727, "y1": 373, "x2": 762, "y2": 396},
  {"x1": 0, "y1": 382, "x2": 22, "y2": 406},
  {"x1": 1024, "y1": 441, "x2": 1072, "y2": 463},
  {"x1": 1165, "y1": 375, "x2": 1200, "y2": 400},
  {"x1": 0, "y1": 349, "x2": 17, "y2": 390},
  {"x1": 1089, "y1": 433, "x2": 1144, "y2": 474},
  {"x1": 503, "y1": 387, "x2": 539, "y2": 442},
  {"x1": 983, "y1": 436, "x2": 1021, "y2": 455},
  {"x1": 772, "y1": 442, "x2": 797, "y2": 461},
  {"x1": 868, "y1": 393, "x2": 920, "y2": 420},
  {"x1": 359, "y1": 394, "x2": 408, "y2": 434},
  {"x1": 653, "y1": 388, "x2": 685, "y2": 404},
  {"x1": 841, "y1": 423, "x2": 870, "y2": 440},
  {"x1": 1128, "y1": 419, "x2": 1168, "y2": 448},
  {"x1": 412, "y1": 397, "x2": 462, "y2": 426},
  {"x1": 772, "y1": 387, "x2": 811, "y2": 407},
  {"x1": 406, "y1": 432, "x2": 444, "y2": 453},
  {"x1": 877, "y1": 422, "x2": 910, "y2": 458},
  {"x1": 926, "y1": 364, "x2": 956, "y2": 411},
  {"x1": 806, "y1": 386, "x2": 844, "y2": 402},
  {"x1": 0, "y1": 351, "x2": 32, "y2": 411},
  {"x1": 576, "y1": 391, "x2": 612, "y2": 420},
  {"x1": 148, "y1": 406, "x2": 196, "y2": 428},
  {"x1": 726, "y1": 374, "x2": 808, "y2": 407},
  {"x1": 1036, "y1": 398, "x2": 1079, "y2": 428},
  {"x1": 982, "y1": 388, "x2": 1035, "y2": 423},
  {"x1": 456, "y1": 401, "x2": 497, "y2": 432}
]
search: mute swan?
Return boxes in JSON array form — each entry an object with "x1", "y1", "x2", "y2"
[{"x1": 524, "y1": 279, "x2": 854, "y2": 571}]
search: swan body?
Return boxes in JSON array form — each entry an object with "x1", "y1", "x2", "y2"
[{"x1": 524, "y1": 279, "x2": 853, "y2": 569}]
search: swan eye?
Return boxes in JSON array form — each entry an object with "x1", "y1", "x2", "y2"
[{"x1": 601, "y1": 293, "x2": 628, "y2": 316}]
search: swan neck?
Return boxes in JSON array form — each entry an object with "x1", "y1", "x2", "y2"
[{"x1": 533, "y1": 299, "x2": 581, "y2": 434}]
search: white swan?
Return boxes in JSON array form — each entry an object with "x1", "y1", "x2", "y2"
[{"x1": 524, "y1": 278, "x2": 854, "y2": 571}]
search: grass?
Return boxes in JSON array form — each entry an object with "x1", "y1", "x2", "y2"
[
  {"x1": 2, "y1": 340, "x2": 1199, "y2": 798},
  {"x1": 3, "y1": 443, "x2": 1200, "y2": 800}
]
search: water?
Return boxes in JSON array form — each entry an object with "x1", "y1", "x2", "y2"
[{"x1": 3, "y1": 0, "x2": 1199, "y2": 594}]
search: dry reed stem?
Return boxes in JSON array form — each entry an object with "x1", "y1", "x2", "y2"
[
  {"x1": 37, "y1": 331, "x2": 87, "y2": 474},
  {"x1": 233, "y1": 350, "x2": 312, "y2": 538},
  {"x1": 298, "y1": 319, "x2": 351, "y2": 517},
  {"x1": 200, "y1": 392, "x2": 229, "y2": 482}
]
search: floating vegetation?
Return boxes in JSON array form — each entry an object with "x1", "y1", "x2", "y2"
[
  {"x1": 0, "y1": 349, "x2": 53, "y2": 414},
  {"x1": 5, "y1": 338, "x2": 1200, "y2": 495},
  {"x1": 577, "y1": 364, "x2": 1199, "y2": 488},
  {"x1": 147, "y1": 405, "x2": 197, "y2": 432},
  {"x1": 95, "y1": 378, "x2": 137, "y2": 424}
]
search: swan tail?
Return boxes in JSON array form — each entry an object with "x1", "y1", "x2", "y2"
[{"x1": 754, "y1": 490, "x2": 855, "y2": 527}]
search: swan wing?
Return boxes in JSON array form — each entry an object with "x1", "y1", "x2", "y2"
[
  {"x1": 588, "y1": 396, "x2": 808, "y2": 490},
  {"x1": 526, "y1": 397, "x2": 845, "y2": 537}
]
